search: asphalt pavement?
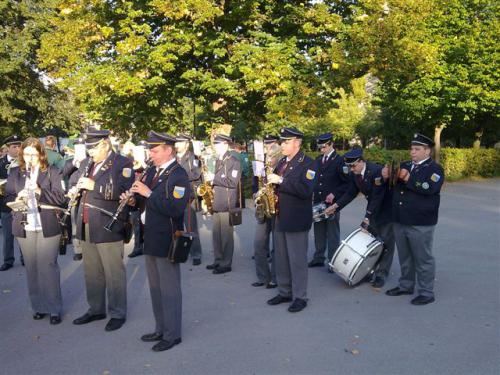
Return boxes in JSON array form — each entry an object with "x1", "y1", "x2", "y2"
[{"x1": 0, "y1": 178, "x2": 498, "y2": 375}]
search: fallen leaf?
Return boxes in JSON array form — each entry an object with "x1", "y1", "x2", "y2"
[
  {"x1": 103, "y1": 371, "x2": 110, "y2": 375},
  {"x1": 33, "y1": 335, "x2": 40, "y2": 340},
  {"x1": 351, "y1": 349, "x2": 360, "y2": 355},
  {"x1": 3, "y1": 289, "x2": 11, "y2": 293}
]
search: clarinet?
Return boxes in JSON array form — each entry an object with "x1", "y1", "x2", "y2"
[
  {"x1": 104, "y1": 160, "x2": 153, "y2": 232},
  {"x1": 20, "y1": 161, "x2": 32, "y2": 226},
  {"x1": 57, "y1": 159, "x2": 93, "y2": 254}
]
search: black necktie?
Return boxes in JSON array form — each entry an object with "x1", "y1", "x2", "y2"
[{"x1": 355, "y1": 174, "x2": 364, "y2": 188}]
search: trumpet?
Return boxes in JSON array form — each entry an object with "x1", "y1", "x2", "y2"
[
  {"x1": 386, "y1": 159, "x2": 401, "y2": 188},
  {"x1": 104, "y1": 160, "x2": 153, "y2": 232}
]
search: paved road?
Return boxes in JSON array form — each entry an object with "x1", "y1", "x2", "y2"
[{"x1": 0, "y1": 179, "x2": 498, "y2": 375}]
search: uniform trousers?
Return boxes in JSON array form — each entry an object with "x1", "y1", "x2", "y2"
[
  {"x1": 184, "y1": 200, "x2": 202, "y2": 260},
  {"x1": 273, "y1": 217, "x2": 308, "y2": 300},
  {"x1": 253, "y1": 217, "x2": 276, "y2": 284},
  {"x1": 81, "y1": 225, "x2": 127, "y2": 319},
  {"x1": 393, "y1": 223, "x2": 436, "y2": 297},
  {"x1": 144, "y1": 255, "x2": 182, "y2": 342},
  {"x1": 1, "y1": 211, "x2": 17, "y2": 265},
  {"x1": 370, "y1": 221, "x2": 396, "y2": 278},
  {"x1": 311, "y1": 212, "x2": 341, "y2": 264},
  {"x1": 17, "y1": 231, "x2": 62, "y2": 315},
  {"x1": 212, "y1": 211, "x2": 234, "y2": 268},
  {"x1": 131, "y1": 210, "x2": 143, "y2": 253}
]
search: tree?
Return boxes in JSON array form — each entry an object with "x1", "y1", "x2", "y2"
[
  {"x1": 343, "y1": 0, "x2": 499, "y2": 158},
  {"x1": 38, "y1": 1, "x2": 350, "y2": 138},
  {"x1": 0, "y1": 0, "x2": 79, "y2": 140}
]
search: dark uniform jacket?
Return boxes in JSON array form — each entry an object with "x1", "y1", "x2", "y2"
[
  {"x1": 0, "y1": 155, "x2": 15, "y2": 213},
  {"x1": 177, "y1": 151, "x2": 202, "y2": 198},
  {"x1": 212, "y1": 152, "x2": 241, "y2": 212},
  {"x1": 313, "y1": 151, "x2": 350, "y2": 204},
  {"x1": 139, "y1": 161, "x2": 190, "y2": 258},
  {"x1": 335, "y1": 162, "x2": 393, "y2": 225},
  {"x1": 69, "y1": 152, "x2": 134, "y2": 243},
  {"x1": 275, "y1": 151, "x2": 316, "y2": 232},
  {"x1": 392, "y1": 158, "x2": 444, "y2": 226},
  {"x1": 5, "y1": 166, "x2": 66, "y2": 238}
]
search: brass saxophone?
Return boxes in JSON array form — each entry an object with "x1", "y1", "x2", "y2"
[
  {"x1": 254, "y1": 161, "x2": 276, "y2": 221},
  {"x1": 196, "y1": 157, "x2": 214, "y2": 214}
]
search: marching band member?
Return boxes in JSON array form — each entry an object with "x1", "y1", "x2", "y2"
[
  {"x1": 70, "y1": 129, "x2": 134, "y2": 331},
  {"x1": 175, "y1": 134, "x2": 203, "y2": 266},
  {"x1": 0, "y1": 134, "x2": 23, "y2": 271},
  {"x1": 309, "y1": 133, "x2": 349, "y2": 270},
  {"x1": 326, "y1": 148, "x2": 395, "y2": 288},
  {"x1": 385, "y1": 133, "x2": 444, "y2": 305},
  {"x1": 123, "y1": 131, "x2": 190, "y2": 352},
  {"x1": 205, "y1": 134, "x2": 241, "y2": 274},
  {"x1": 5, "y1": 137, "x2": 66, "y2": 324},
  {"x1": 266, "y1": 128, "x2": 316, "y2": 313},
  {"x1": 251, "y1": 134, "x2": 279, "y2": 289}
]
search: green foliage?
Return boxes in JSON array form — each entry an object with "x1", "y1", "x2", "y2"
[{"x1": 440, "y1": 148, "x2": 500, "y2": 180}]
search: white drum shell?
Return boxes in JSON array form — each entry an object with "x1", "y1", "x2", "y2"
[{"x1": 329, "y1": 228, "x2": 383, "y2": 286}]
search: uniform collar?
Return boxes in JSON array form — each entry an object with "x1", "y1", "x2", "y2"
[{"x1": 158, "y1": 158, "x2": 176, "y2": 171}]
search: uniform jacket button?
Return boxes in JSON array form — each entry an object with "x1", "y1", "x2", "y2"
[{"x1": 399, "y1": 202, "x2": 402, "y2": 205}]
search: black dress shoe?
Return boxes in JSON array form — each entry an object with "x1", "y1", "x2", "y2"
[
  {"x1": 152, "y1": 338, "x2": 182, "y2": 352},
  {"x1": 372, "y1": 276, "x2": 385, "y2": 288},
  {"x1": 213, "y1": 266, "x2": 231, "y2": 274},
  {"x1": 73, "y1": 313, "x2": 107, "y2": 325},
  {"x1": 192, "y1": 258, "x2": 201, "y2": 266},
  {"x1": 0, "y1": 263, "x2": 13, "y2": 271},
  {"x1": 73, "y1": 254, "x2": 82, "y2": 261},
  {"x1": 33, "y1": 312, "x2": 47, "y2": 320},
  {"x1": 385, "y1": 287, "x2": 414, "y2": 296},
  {"x1": 128, "y1": 250, "x2": 143, "y2": 258},
  {"x1": 105, "y1": 318, "x2": 126, "y2": 331},
  {"x1": 267, "y1": 294, "x2": 292, "y2": 305},
  {"x1": 206, "y1": 263, "x2": 219, "y2": 270},
  {"x1": 141, "y1": 332, "x2": 163, "y2": 342},
  {"x1": 308, "y1": 261, "x2": 324, "y2": 268},
  {"x1": 266, "y1": 282, "x2": 277, "y2": 289},
  {"x1": 288, "y1": 298, "x2": 307, "y2": 313},
  {"x1": 411, "y1": 295, "x2": 435, "y2": 305},
  {"x1": 252, "y1": 282, "x2": 265, "y2": 287},
  {"x1": 50, "y1": 315, "x2": 62, "y2": 325}
]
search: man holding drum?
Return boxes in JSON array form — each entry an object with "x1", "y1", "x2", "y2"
[
  {"x1": 384, "y1": 133, "x2": 444, "y2": 305},
  {"x1": 325, "y1": 148, "x2": 395, "y2": 288}
]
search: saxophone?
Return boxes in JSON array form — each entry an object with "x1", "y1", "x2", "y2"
[
  {"x1": 254, "y1": 161, "x2": 276, "y2": 221},
  {"x1": 196, "y1": 157, "x2": 214, "y2": 215}
]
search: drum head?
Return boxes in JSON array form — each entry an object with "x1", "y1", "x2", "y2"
[{"x1": 329, "y1": 228, "x2": 384, "y2": 286}]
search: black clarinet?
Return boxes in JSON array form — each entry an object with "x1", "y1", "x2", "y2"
[
  {"x1": 20, "y1": 161, "x2": 32, "y2": 226},
  {"x1": 58, "y1": 159, "x2": 93, "y2": 254},
  {"x1": 104, "y1": 160, "x2": 153, "y2": 232}
]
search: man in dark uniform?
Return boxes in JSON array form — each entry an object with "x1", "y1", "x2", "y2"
[
  {"x1": 326, "y1": 148, "x2": 395, "y2": 288},
  {"x1": 175, "y1": 134, "x2": 203, "y2": 266},
  {"x1": 309, "y1": 133, "x2": 349, "y2": 270},
  {"x1": 0, "y1": 135, "x2": 23, "y2": 271},
  {"x1": 385, "y1": 133, "x2": 445, "y2": 305},
  {"x1": 251, "y1": 134, "x2": 279, "y2": 289},
  {"x1": 205, "y1": 133, "x2": 241, "y2": 274},
  {"x1": 70, "y1": 129, "x2": 134, "y2": 331},
  {"x1": 124, "y1": 131, "x2": 190, "y2": 352},
  {"x1": 266, "y1": 127, "x2": 316, "y2": 313}
]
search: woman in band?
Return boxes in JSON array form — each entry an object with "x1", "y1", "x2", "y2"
[{"x1": 5, "y1": 138, "x2": 66, "y2": 324}]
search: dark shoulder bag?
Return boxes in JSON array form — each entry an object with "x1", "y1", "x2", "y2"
[{"x1": 165, "y1": 165, "x2": 193, "y2": 263}]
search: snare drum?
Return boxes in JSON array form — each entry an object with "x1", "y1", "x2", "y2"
[{"x1": 328, "y1": 228, "x2": 383, "y2": 286}]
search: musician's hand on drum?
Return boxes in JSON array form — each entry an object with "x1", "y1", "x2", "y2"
[
  {"x1": 66, "y1": 186, "x2": 78, "y2": 199},
  {"x1": 325, "y1": 203, "x2": 338, "y2": 216},
  {"x1": 131, "y1": 181, "x2": 152, "y2": 198},
  {"x1": 360, "y1": 218, "x2": 370, "y2": 232},
  {"x1": 77, "y1": 177, "x2": 95, "y2": 191},
  {"x1": 16, "y1": 188, "x2": 29, "y2": 200},
  {"x1": 325, "y1": 193, "x2": 334, "y2": 204},
  {"x1": 381, "y1": 165, "x2": 389, "y2": 180},
  {"x1": 267, "y1": 173, "x2": 282, "y2": 185},
  {"x1": 398, "y1": 168, "x2": 410, "y2": 183}
]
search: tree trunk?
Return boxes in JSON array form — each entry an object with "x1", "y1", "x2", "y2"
[
  {"x1": 433, "y1": 123, "x2": 446, "y2": 163},
  {"x1": 473, "y1": 127, "x2": 483, "y2": 149}
]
